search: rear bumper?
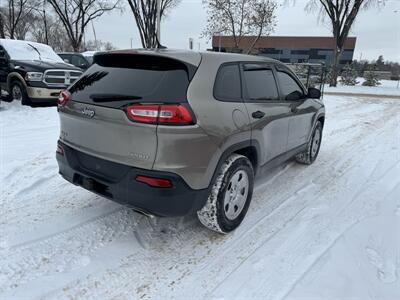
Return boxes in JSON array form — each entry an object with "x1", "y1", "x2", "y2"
[{"x1": 56, "y1": 141, "x2": 208, "y2": 217}]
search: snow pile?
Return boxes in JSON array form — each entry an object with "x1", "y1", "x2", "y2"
[{"x1": 1, "y1": 94, "x2": 399, "y2": 299}]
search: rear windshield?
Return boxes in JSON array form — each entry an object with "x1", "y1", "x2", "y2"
[{"x1": 69, "y1": 54, "x2": 195, "y2": 108}]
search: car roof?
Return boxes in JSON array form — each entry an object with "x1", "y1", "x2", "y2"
[{"x1": 104, "y1": 48, "x2": 279, "y2": 67}]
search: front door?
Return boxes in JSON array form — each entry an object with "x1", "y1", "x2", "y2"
[
  {"x1": 275, "y1": 66, "x2": 316, "y2": 150},
  {"x1": 241, "y1": 63, "x2": 291, "y2": 165}
]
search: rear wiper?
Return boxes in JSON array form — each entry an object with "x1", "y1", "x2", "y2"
[{"x1": 90, "y1": 93, "x2": 142, "y2": 102}]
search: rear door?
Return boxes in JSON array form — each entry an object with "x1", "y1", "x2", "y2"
[
  {"x1": 241, "y1": 63, "x2": 291, "y2": 164},
  {"x1": 275, "y1": 66, "x2": 315, "y2": 150},
  {"x1": 59, "y1": 53, "x2": 196, "y2": 170}
]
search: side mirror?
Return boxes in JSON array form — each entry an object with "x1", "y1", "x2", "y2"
[
  {"x1": 63, "y1": 59, "x2": 70, "y2": 63},
  {"x1": 308, "y1": 87, "x2": 321, "y2": 99}
]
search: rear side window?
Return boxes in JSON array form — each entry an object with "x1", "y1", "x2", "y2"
[
  {"x1": 214, "y1": 64, "x2": 242, "y2": 101},
  {"x1": 69, "y1": 54, "x2": 195, "y2": 108},
  {"x1": 243, "y1": 64, "x2": 278, "y2": 101},
  {"x1": 276, "y1": 71, "x2": 304, "y2": 101}
]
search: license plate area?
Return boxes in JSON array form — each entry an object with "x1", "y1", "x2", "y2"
[{"x1": 74, "y1": 174, "x2": 113, "y2": 198}]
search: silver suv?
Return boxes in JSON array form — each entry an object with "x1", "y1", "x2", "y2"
[{"x1": 56, "y1": 50, "x2": 325, "y2": 233}]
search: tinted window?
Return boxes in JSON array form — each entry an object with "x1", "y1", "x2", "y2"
[
  {"x1": 243, "y1": 64, "x2": 278, "y2": 100},
  {"x1": 59, "y1": 54, "x2": 71, "y2": 63},
  {"x1": 69, "y1": 54, "x2": 194, "y2": 108},
  {"x1": 214, "y1": 64, "x2": 241, "y2": 101},
  {"x1": 71, "y1": 55, "x2": 88, "y2": 67},
  {"x1": 277, "y1": 71, "x2": 304, "y2": 100}
]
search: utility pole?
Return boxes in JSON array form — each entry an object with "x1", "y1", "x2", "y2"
[{"x1": 156, "y1": 0, "x2": 161, "y2": 45}]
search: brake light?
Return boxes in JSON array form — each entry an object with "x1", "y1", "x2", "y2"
[
  {"x1": 126, "y1": 104, "x2": 194, "y2": 125},
  {"x1": 135, "y1": 175, "x2": 172, "y2": 188},
  {"x1": 58, "y1": 90, "x2": 70, "y2": 107}
]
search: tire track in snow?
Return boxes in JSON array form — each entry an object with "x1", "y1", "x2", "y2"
[
  {"x1": 207, "y1": 116, "x2": 400, "y2": 299},
  {"x1": 0, "y1": 207, "x2": 136, "y2": 293}
]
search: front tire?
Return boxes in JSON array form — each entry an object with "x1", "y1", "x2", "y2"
[
  {"x1": 295, "y1": 121, "x2": 323, "y2": 165},
  {"x1": 11, "y1": 81, "x2": 31, "y2": 106},
  {"x1": 197, "y1": 154, "x2": 254, "y2": 234}
]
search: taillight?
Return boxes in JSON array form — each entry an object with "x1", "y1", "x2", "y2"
[
  {"x1": 135, "y1": 175, "x2": 172, "y2": 188},
  {"x1": 58, "y1": 90, "x2": 70, "y2": 107},
  {"x1": 126, "y1": 104, "x2": 194, "y2": 125}
]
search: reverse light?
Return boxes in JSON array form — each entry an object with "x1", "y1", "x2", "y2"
[
  {"x1": 25, "y1": 72, "x2": 43, "y2": 82},
  {"x1": 126, "y1": 104, "x2": 194, "y2": 125},
  {"x1": 135, "y1": 175, "x2": 172, "y2": 188},
  {"x1": 58, "y1": 90, "x2": 70, "y2": 107}
]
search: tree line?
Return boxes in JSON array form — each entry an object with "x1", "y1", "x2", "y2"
[
  {"x1": 0, "y1": 0, "x2": 388, "y2": 87},
  {"x1": 0, "y1": 0, "x2": 180, "y2": 52}
]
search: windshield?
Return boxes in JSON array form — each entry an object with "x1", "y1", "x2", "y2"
[{"x1": 0, "y1": 39, "x2": 63, "y2": 62}]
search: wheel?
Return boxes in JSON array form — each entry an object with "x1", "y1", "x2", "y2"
[
  {"x1": 197, "y1": 154, "x2": 254, "y2": 234},
  {"x1": 295, "y1": 121, "x2": 323, "y2": 165},
  {"x1": 10, "y1": 81, "x2": 31, "y2": 106}
]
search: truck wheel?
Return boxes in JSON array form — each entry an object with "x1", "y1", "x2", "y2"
[
  {"x1": 197, "y1": 154, "x2": 254, "y2": 234},
  {"x1": 295, "y1": 121, "x2": 323, "y2": 165},
  {"x1": 11, "y1": 81, "x2": 31, "y2": 106}
]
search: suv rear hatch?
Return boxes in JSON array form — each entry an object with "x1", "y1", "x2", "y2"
[{"x1": 58, "y1": 51, "x2": 199, "y2": 170}]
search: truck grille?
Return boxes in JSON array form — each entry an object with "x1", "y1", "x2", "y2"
[{"x1": 44, "y1": 70, "x2": 82, "y2": 87}]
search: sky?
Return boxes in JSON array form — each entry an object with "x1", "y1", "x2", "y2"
[{"x1": 87, "y1": 0, "x2": 400, "y2": 62}]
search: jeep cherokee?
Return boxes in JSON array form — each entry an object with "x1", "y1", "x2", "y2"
[{"x1": 56, "y1": 49, "x2": 325, "y2": 233}]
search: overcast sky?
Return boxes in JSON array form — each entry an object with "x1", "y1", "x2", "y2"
[{"x1": 87, "y1": 0, "x2": 400, "y2": 62}]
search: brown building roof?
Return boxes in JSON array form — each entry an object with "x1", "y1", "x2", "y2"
[{"x1": 212, "y1": 36, "x2": 357, "y2": 50}]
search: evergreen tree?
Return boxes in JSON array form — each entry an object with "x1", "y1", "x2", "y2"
[
  {"x1": 362, "y1": 66, "x2": 381, "y2": 87},
  {"x1": 339, "y1": 64, "x2": 359, "y2": 86}
]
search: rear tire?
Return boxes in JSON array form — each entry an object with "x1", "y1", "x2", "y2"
[
  {"x1": 197, "y1": 154, "x2": 254, "y2": 234},
  {"x1": 295, "y1": 121, "x2": 323, "y2": 165},
  {"x1": 11, "y1": 81, "x2": 31, "y2": 106}
]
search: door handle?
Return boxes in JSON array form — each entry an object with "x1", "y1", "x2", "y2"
[{"x1": 252, "y1": 111, "x2": 265, "y2": 119}]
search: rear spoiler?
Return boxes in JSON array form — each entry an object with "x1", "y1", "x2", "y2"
[{"x1": 93, "y1": 51, "x2": 198, "y2": 79}]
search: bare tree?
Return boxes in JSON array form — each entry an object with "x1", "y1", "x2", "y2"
[
  {"x1": 30, "y1": 12, "x2": 72, "y2": 51},
  {"x1": 203, "y1": 0, "x2": 277, "y2": 54},
  {"x1": 126, "y1": 0, "x2": 181, "y2": 48},
  {"x1": 47, "y1": 0, "x2": 121, "y2": 52},
  {"x1": 0, "y1": 0, "x2": 39, "y2": 39},
  {"x1": 84, "y1": 39, "x2": 116, "y2": 51},
  {"x1": 306, "y1": 0, "x2": 383, "y2": 86},
  {"x1": 0, "y1": 10, "x2": 6, "y2": 38}
]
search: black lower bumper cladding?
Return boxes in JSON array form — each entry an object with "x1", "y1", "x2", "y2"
[{"x1": 56, "y1": 141, "x2": 208, "y2": 217}]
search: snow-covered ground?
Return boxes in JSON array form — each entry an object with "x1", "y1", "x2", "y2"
[
  {"x1": 1, "y1": 94, "x2": 399, "y2": 299},
  {"x1": 324, "y1": 78, "x2": 400, "y2": 97}
]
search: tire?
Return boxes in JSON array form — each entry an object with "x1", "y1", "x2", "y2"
[
  {"x1": 197, "y1": 154, "x2": 254, "y2": 234},
  {"x1": 10, "y1": 81, "x2": 31, "y2": 106},
  {"x1": 295, "y1": 121, "x2": 323, "y2": 165}
]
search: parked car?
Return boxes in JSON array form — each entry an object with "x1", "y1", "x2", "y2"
[
  {"x1": 58, "y1": 52, "x2": 91, "y2": 70},
  {"x1": 0, "y1": 39, "x2": 83, "y2": 106},
  {"x1": 56, "y1": 50, "x2": 325, "y2": 233},
  {"x1": 81, "y1": 51, "x2": 97, "y2": 65}
]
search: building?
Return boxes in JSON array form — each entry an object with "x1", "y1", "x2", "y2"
[{"x1": 212, "y1": 36, "x2": 357, "y2": 66}]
